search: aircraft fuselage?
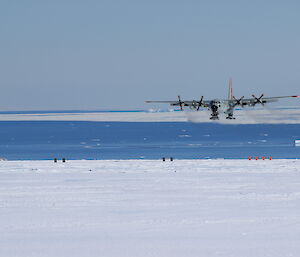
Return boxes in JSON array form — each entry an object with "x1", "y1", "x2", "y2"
[{"x1": 209, "y1": 99, "x2": 235, "y2": 120}]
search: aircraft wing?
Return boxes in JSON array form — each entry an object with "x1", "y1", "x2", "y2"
[
  {"x1": 146, "y1": 95, "x2": 299, "y2": 109},
  {"x1": 227, "y1": 95, "x2": 300, "y2": 107},
  {"x1": 145, "y1": 100, "x2": 210, "y2": 107},
  {"x1": 146, "y1": 96, "x2": 210, "y2": 109}
]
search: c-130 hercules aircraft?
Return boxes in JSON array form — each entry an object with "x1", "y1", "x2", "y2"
[{"x1": 146, "y1": 79, "x2": 299, "y2": 120}]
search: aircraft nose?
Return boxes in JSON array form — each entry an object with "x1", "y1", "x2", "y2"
[{"x1": 211, "y1": 105, "x2": 218, "y2": 112}]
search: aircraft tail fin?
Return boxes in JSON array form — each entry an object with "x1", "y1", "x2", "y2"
[{"x1": 228, "y1": 78, "x2": 233, "y2": 100}]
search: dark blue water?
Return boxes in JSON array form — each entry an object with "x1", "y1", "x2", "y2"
[{"x1": 0, "y1": 121, "x2": 299, "y2": 160}]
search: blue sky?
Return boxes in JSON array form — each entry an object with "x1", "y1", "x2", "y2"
[{"x1": 0, "y1": 0, "x2": 300, "y2": 110}]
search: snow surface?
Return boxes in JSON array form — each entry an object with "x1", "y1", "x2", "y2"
[
  {"x1": 0, "y1": 159, "x2": 300, "y2": 257},
  {"x1": 1, "y1": 108, "x2": 300, "y2": 123}
]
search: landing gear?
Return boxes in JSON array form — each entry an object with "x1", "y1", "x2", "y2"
[
  {"x1": 226, "y1": 116, "x2": 236, "y2": 120},
  {"x1": 210, "y1": 115, "x2": 219, "y2": 120},
  {"x1": 226, "y1": 111, "x2": 235, "y2": 120}
]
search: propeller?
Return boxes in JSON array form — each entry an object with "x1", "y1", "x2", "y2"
[
  {"x1": 177, "y1": 95, "x2": 184, "y2": 111},
  {"x1": 197, "y1": 96, "x2": 204, "y2": 111},
  {"x1": 232, "y1": 96, "x2": 244, "y2": 106},
  {"x1": 252, "y1": 94, "x2": 264, "y2": 106}
]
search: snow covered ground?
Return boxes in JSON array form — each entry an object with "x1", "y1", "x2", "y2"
[
  {"x1": 0, "y1": 159, "x2": 300, "y2": 257},
  {"x1": 1, "y1": 108, "x2": 300, "y2": 123}
]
